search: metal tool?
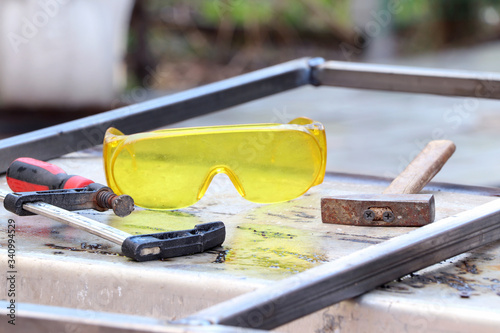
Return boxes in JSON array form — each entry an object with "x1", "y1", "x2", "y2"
[
  {"x1": 179, "y1": 198, "x2": 500, "y2": 330},
  {"x1": 6, "y1": 157, "x2": 134, "y2": 217},
  {"x1": 321, "y1": 140, "x2": 456, "y2": 226},
  {"x1": 0, "y1": 189, "x2": 225, "y2": 261}
]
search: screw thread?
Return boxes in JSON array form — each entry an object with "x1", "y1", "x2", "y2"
[{"x1": 96, "y1": 190, "x2": 117, "y2": 209}]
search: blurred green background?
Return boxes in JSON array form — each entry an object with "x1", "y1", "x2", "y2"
[{"x1": 126, "y1": 0, "x2": 500, "y2": 91}]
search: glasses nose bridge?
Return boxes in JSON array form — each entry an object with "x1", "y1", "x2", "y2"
[{"x1": 201, "y1": 165, "x2": 245, "y2": 198}]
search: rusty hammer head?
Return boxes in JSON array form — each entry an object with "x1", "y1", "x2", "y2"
[
  {"x1": 321, "y1": 140, "x2": 455, "y2": 227},
  {"x1": 321, "y1": 193, "x2": 435, "y2": 226}
]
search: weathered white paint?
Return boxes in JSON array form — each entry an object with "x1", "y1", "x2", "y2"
[{"x1": 0, "y1": 0, "x2": 134, "y2": 108}]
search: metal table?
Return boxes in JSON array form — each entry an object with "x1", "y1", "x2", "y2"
[{"x1": 1, "y1": 59, "x2": 500, "y2": 332}]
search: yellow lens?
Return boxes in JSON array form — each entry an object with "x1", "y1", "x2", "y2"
[
  {"x1": 106, "y1": 130, "x2": 217, "y2": 209},
  {"x1": 235, "y1": 127, "x2": 323, "y2": 203},
  {"x1": 104, "y1": 119, "x2": 326, "y2": 209}
]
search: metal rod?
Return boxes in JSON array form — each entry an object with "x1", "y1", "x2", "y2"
[
  {"x1": 179, "y1": 198, "x2": 500, "y2": 330},
  {"x1": 0, "y1": 189, "x2": 129, "y2": 245},
  {"x1": 3, "y1": 58, "x2": 500, "y2": 175},
  {"x1": 313, "y1": 61, "x2": 500, "y2": 99},
  {"x1": 0, "y1": 58, "x2": 316, "y2": 173},
  {"x1": 0, "y1": 301, "x2": 267, "y2": 333},
  {"x1": 324, "y1": 172, "x2": 500, "y2": 198}
]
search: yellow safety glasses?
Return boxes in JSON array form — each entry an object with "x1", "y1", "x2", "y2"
[{"x1": 103, "y1": 117, "x2": 327, "y2": 210}]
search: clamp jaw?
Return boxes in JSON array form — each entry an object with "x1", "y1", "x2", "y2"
[
  {"x1": 3, "y1": 183, "x2": 134, "y2": 217},
  {"x1": 122, "y1": 222, "x2": 226, "y2": 261}
]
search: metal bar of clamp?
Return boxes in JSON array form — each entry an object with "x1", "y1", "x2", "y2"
[{"x1": 0, "y1": 189, "x2": 225, "y2": 261}]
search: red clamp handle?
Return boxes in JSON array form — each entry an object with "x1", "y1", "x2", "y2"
[{"x1": 7, "y1": 157, "x2": 94, "y2": 192}]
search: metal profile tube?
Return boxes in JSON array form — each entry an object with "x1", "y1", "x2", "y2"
[
  {"x1": 0, "y1": 301, "x2": 267, "y2": 333},
  {"x1": 313, "y1": 61, "x2": 500, "y2": 99},
  {"x1": 3, "y1": 58, "x2": 500, "y2": 174},
  {"x1": 0, "y1": 58, "x2": 316, "y2": 173},
  {"x1": 180, "y1": 198, "x2": 500, "y2": 330}
]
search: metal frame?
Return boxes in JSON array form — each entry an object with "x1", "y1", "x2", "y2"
[
  {"x1": 314, "y1": 61, "x2": 500, "y2": 99},
  {"x1": 2, "y1": 58, "x2": 500, "y2": 331},
  {"x1": 2, "y1": 57, "x2": 500, "y2": 173},
  {"x1": 0, "y1": 57, "x2": 316, "y2": 173},
  {"x1": 178, "y1": 198, "x2": 500, "y2": 330},
  {"x1": 0, "y1": 301, "x2": 266, "y2": 333}
]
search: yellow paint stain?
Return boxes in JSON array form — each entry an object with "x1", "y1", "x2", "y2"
[
  {"x1": 109, "y1": 209, "x2": 199, "y2": 235},
  {"x1": 225, "y1": 223, "x2": 327, "y2": 273}
]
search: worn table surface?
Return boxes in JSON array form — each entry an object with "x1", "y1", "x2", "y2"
[{"x1": 0, "y1": 150, "x2": 499, "y2": 332}]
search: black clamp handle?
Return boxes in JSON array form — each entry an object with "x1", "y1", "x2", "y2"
[{"x1": 122, "y1": 222, "x2": 226, "y2": 261}]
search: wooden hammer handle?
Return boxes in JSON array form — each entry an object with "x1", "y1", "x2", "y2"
[{"x1": 383, "y1": 140, "x2": 456, "y2": 195}]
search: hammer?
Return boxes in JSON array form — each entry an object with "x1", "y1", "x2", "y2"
[{"x1": 321, "y1": 140, "x2": 456, "y2": 226}]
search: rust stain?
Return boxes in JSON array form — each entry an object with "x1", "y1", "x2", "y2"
[
  {"x1": 378, "y1": 284, "x2": 411, "y2": 294},
  {"x1": 337, "y1": 237, "x2": 381, "y2": 245},
  {"x1": 488, "y1": 264, "x2": 500, "y2": 271},
  {"x1": 335, "y1": 232, "x2": 392, "y2": 242},
  {"x1": 212, "y1": 249, "x2": 229, "y2": 263},
  {"x1": 45, "y1": 243, "x2": 120, "y2": 256},
  {"x1": 455, "y1": 260, "x2": 481, "y2": 274},
  {"x1": 402, "y1": 272, "x2": 476, "y2": 292},
  {"x1": 292, "y1": 210, "x2": 317, "y2": 219}
]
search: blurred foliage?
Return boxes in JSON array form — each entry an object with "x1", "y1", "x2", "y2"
[
  {"x1": 142, "y1": 0, "x2": 354, "y2": 56},
  {"x1": 126, "y1": 0, "x2": 500, "y2": 90},
  {"x1": 128, "y1": 0, "x2": 356, "y2": 90},
  {"x1": 198, "y1": 0, "x2": 351, "y2": 32},
  {"x1": 391, "y1": 0, "x2": 432, "y2": 27},
  {"x1": 388, "y1": 0, "x2": 500, "y2": 54},
  {"x1": 201, "y1": 0, "x2": 275, "y2": 26}
]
